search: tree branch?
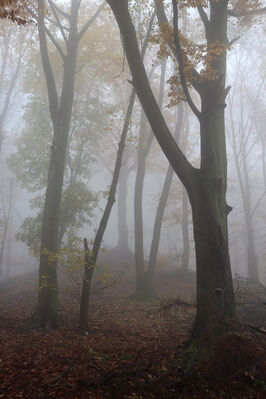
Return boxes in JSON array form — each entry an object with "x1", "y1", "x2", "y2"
[
  {"x1": 172, "y1": 0, "x2": 201, "y2": 121},
  {"x1": 107, "y1": 0, "x2": 194, "y2": 191},
  {"x1": 77, "y1": 1, "x2": 105, "y2": 42},
  {"x1": 154, "y1": 0, "x2": 202, "y2": 94},
  {"x1": 37, "y1": 0, "x2": 59, "y2": 125},
  {"x1": 48, "y1": 0, "x2": 68, "y2": 44},
  {"x1": 45, "y1": 27, "x2": 66, "y2": 60},
  {"x1": 197, "y1": 5, "x2": 209, "y2": 31}
]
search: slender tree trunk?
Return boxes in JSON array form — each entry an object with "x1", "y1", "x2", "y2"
[
  {"x1": 181, "y1": 110, "x2": 190, "y2": 271},
  {"x1": 241, "y1": 133, "x2": 259, "y2": 281},
  {"x1": 79, "y1": 89, "x2": 136, "y2": 333},
  {"x1": 0, "y1": 180, "x2": 14, "y2": 276},
  {"x1": 116, "y1": 162, "x2": 130, "y2": 251},
  {"x1": 79, "y1": 13, "x2": 155, "y2": 332},
  {"x1": 143, "y1": 102, "x2": 184, "y2": 298},
  {"x1": 181, "y1": 186, "x2": 189, "y2": 271},
  {"x1": 229, "y1": 93, "x2": 260, "y2": 282},
  {"x1": 134, "y1": 59, "x2": 166, "y2": 298},
  {"x1": 0, "y1": 35, "x2": 23, "y2": 155}
]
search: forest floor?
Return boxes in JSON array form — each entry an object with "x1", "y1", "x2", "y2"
[{"x1": 0, "y1": 256, "x2": 266, "y2": 399}]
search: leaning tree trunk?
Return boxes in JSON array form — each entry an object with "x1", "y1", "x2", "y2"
[
  {"x1": 144, "y1": 102, "x2": 184, "y2": 298},
  {"x1": 79, "y1": 13, "x2": 155, "y2": 332},
  {"x1": 107, "y1": 0, "x2": 235, "y2": 343},
  {"x1": 79, "y1": 88, "x2": 137, "y2": 333}
]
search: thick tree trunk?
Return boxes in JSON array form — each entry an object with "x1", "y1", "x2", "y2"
[
  {"x1": 189, "y1": 97, "x2": 235, "y2": 340},
  {"x1": 36, "y1": 128, "x2": 68, "y2": 328}
]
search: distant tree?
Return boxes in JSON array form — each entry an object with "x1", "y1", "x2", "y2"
[
  {"x1": 228, "y1": 45, "x2": 265, "y2": 282},
  {"x1": 0, "y1": 178, "x2": 14, "y2": 275},
  {"x1": 0, "y1": 20, "x2": 31, "y2": 154}
]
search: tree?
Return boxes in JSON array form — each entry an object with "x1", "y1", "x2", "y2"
[
  {"x1": 227, "y1": 44, "x2": 265, "y2": 282},
  {"x1": 134, "y1": 58, "x2": 168, "y2": 299},
  {"x1": 106, "y1": 0, "x2": 265, "y2": 342},
  {"x1": 25, "y1": 0, "x2": 105, "y2": 329},
  {"x1": 79, "y1": 13, "x2": 155, "y2": 333},
  {"x1": 0, "y1": 20, "x2": 31, "y2": 154},
  {"x1": 8, "y1": 37, "x2": 112, "y2": 254},
  {"x1": 0, "y1": 178, "x2": 14, "y2": 275}
]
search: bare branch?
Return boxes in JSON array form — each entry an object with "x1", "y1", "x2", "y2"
[
  {"x1": 77, "y1": 2, "x2": 105, "y2": 42},
  {"x1": 37, "y1": 0, "x2": 59, "y2": 124},
  {"x1": 48, "y1": 0, "x2": 68, "y2": 44},
  {"x1": 250, "y1": 190, "x2": 266, "y2": 220},
  {"x1": 45, "y1": 27, "x2": 66, "y2": 60},
  {"x1": 51, "y1": 1, "x2": 70, "y2": 20}
]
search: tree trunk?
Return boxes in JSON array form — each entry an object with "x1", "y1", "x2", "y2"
[
  {"x1": 181, "y1": 186, "x2": 189, "y2": 271},
  {"x1": 144, "y1": 102, "x2": 184, "y2": 298},
  {"x1": 34, "y1": 0, "x2": 79, "y2": 328},
  {"x1": 189, "y1": 96, "x2": 235, "y2": 340},
  {"x1": 116, "y1": 162, "x2": 130, "y2": 252},
  {"x1": 229, "y1": 89, "x2": 260, "y2": 282},
  {"x1": 79, "y1": 88, "x2": 137, "y2": 333},
  {"x1": 134, "y1": 59, "x2": 166, "y2": 299},
  {"x1": 79, "y1": 13, "x2": 156, "y2": 331},
  {"x1": 181, "y1": 110, "x2": 190, "y2": 271},
  {"x1": 36, "y1": 129, "x2": 69, "y2": 328}
]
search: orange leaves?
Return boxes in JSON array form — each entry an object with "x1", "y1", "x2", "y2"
[
  {"x1": 150, "y1": 14, "x2": 231, "y2": 107},
  {"x1": 0, "y1": 0, "x2": 31, "y2": 25}
]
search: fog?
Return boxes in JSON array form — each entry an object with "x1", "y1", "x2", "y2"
[
  {"x1": 0, "y1": 2, "x2": 265, "y2": 285},
  {"x1": 1, "y1": 1, "x2": 266, "y2": 398}
]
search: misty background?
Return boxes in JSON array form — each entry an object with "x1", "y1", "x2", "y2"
[{"x1": 0, "y1": 1, "x2": 265, "y2": 284}]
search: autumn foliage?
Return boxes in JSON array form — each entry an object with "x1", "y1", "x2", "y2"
[{"x1": 0, "y1": 0, "x2": 31, "y2": 24}]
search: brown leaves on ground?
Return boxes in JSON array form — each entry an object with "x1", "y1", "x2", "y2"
[{"x1": 0, "y1": 268, "x2": 266, "y2": 398}]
